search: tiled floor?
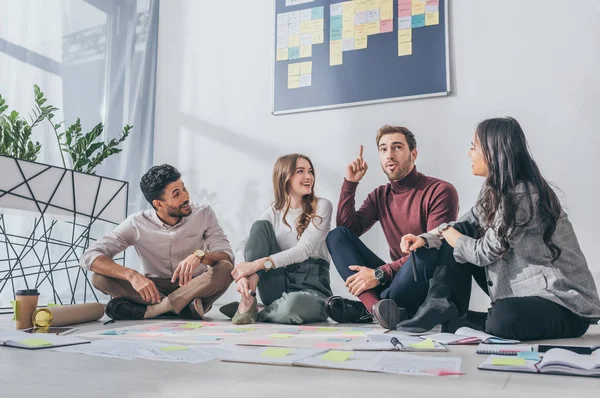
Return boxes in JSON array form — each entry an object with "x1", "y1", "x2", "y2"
[{"x1": 1, "y1": 309, "x2": 599, "y2": 398}]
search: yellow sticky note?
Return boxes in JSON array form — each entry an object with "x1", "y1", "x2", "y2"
[
  {"x1": 312, "y1": 19, "x2": 324, "y2": 33},
  {"x1": 366, "y1": 21, "x2": 380, "y2": 35},
  {"x1": 355, "y1": 36, "x2": 368, "y2": 50},
  {"x1": 181, "y1": 323, "x2": 203, "y2": 329},
  {"x1": 47, "y1": 303, "x2": 60, "y2": 307},
  {"x1": 342, "y1": 24, "x2": 355, "y2": 39},
  {"x1": 276, "y1": 48, "x2": 289, "y2": 61},
  {"x1": 492, "y1": 357, "x2": 527, "y2": 366},
  {"x1": 412, "y1": 1, "x2": 425, "y2": 15},
  {"x1": 342, "y1": 0, "x2": 356, "y2": 14},
  {"x1": 321, "y1": 350, "x2": 353, "y2": 362},
  {"x1": 367, "y1": 0, "x2": 379, "y2": 10},
  {"x1": 398, "y1": 41, "x2": 412, "y2": 56},
  {"x1": 398, "y1": 28, "x2": 412, "y2": 43},
  {"x1": 355, "y1": 0, "x2": 368, "y2": 12},
  {"x1": 160, "y1": 345, "x2": 189, "y2": 352},
  {"x1": 288, "y1": 63, "x2": 300, "y2": 77},
  {"x1": 235, "y1": 327, "x2": 257, "y2": 331},
  {"x1": 300, "y1": 21, "x2": 312, "y2": 34},
  {"x1": 425, "y1": 12, "x2": 439, "y2": 26},
  {"x1": 270, "y1": 333, "x2": 294, "y2": 339},
  {"x1": 316, "y1": 326, "x2": 338, "y2": 332},
  {"x1": 300, "y1": 44, "x2": 312, "y2": 58},
  {"x1": 261, "y1": 347, "x2": 290, "y2": 358},
  {"x1": 288, "y1": 35, "x2": 300, "y2": 48},
  {"x1": 19, "y1": 338, "x2": 52, "y2": 347},
  {"x1": 299, "y1": 61, "x2": 312, "y2": 75},
  {"x1": 330, "y1": 40, "x2": 343, "y2": 66},
  {"x1": 288, "y1": 75, "x2": 300, "y2": 89},
  {"x1": 343, "y1": 13, "x2": 354, "y2": 27},
  {"x1": 409, "y1": 338, "x2": 436, "y2": 349},
  {"x1": 312, "y1": 30, "x2": 324, "y2": 44},
  {"x1": 380, "y1": 1, "x2": 393, "y2": 20},
  {"x1": 355, "y1": 24, "x2": 367, "y2": 39},
  {"x1": 10, "y1": 300, "x2": 18, "y2": 321}
]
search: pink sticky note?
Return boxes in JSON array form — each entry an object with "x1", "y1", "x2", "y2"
[
  {"x1": 314, "y1": 343, "x2": 343, "y2": 348},
  {"x1": 298, "y1": 326, "x2": 317, "y2": 330},
  {"x1": 380, "y1": 20, "x2": 393, "y2": 33},
  {"x1": 426, "y1": 0, "x2": 439, "y2": 5},
  {"x1": 137, "y1": 333, "x2": 164, "y2": 337},
  {"x1": 250, "y1": 340, "x2": 275, "y2": 345},
  {"x1": 200, "y1": 322, "x2": 219, "y2": 326},
  {"x1": 398, "y1": 0, "x2": 412, "y2": 17}
]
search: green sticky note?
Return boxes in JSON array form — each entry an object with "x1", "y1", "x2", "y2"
[
  {"x1": 160, "y1": 345, "x2": 189, "y2": 352},
  {"x1": 19, "y1": 338, "x2": 52, "y2": 348},
  {"x1": 261, "y1": 347, "x2": 290, "y2": 358},
  {"x1": 235, "y1": 327, "x2": 257, "y2": 331},
  {"x1": 321, "y1": 350, "x2": 353, "y2": 362},
  {"x1": 316, "y1": 327, "x2": 337, "y2": 332},
  {"x1": 10, "y1": 300, "x2": 18, "y2": 321},
  {"x1": 270, "y1": 334, "x2": 293, "y2": 339},
  {"x1": 180, "y1": 323, "x2": 203, "y2": 329},
  {"x1": 409, "y1": 338, "x2": 436, "y2": 349},
  {"x1": 492, "y1": 357, "x2": 527, "y2": 366}
]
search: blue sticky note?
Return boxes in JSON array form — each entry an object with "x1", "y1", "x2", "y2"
[
  {"x1": 412, "y1": 14, "x2": 425, "y2": 28},
  {"x1": 330, "y1": 27, "x2": 342, "y2": 41},
  {"x1": 312, "y1": 6, "x2": 324, "y2": 20},
  {"x1": 101, "y1": 330, "x2": 119, "y2": 336},
  {"x1": 195, "y1": 335, "x2": 220, "y2": 341},
  {"x1": 517, "y1": 351, "x2": 540, "y2": 361},
  {"x1": 289, "y1": 47, "x2": 300, "y2": 60},
  {"x1": 328, "y1": 337, "x2": 352, "y2": 343},
  {"x1": 330, "y1": 15, "x2": 343, "y2": 30}
]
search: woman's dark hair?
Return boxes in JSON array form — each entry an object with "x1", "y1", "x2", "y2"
[
  {"x1": 475, "y1": 117, "x2": 562, "y2": 262},
  {"x1": 140, "y1": 164, "x2": 181, "y2": 208}
]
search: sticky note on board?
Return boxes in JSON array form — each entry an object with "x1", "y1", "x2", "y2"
[
  {"x1": 425, "y1": 12, "x2": 439, "y2": 26},
  {"x1": 288, "y1": 63, "x2": 300, "y2": 76},
  {"x1": 398, "y1": 41, "x2": 412, "y2": 56},
  {"x1": 380, "y1": 20, "x2": 393, "y2": 33},
  {"x1": 160, "y1": 346, "x2": 189, "y2": 352},
  {"x1": 312, "y1": 31, "x2": 324, "y2": 44},
  {"x1": 398, "y1": 1, "x2": 412, "y2": 17},
  {"x1": 412, "y1": 14, "x2": 425, "y2": 28},
  {"x1": 19, "y1": 338, "x2": 52, "y2": 347},
  {"x1": 261, "y1": 347, "x2": 291, "y2": 358},
  {"x1": 288, "y1": 35, "x2": 300, "y2": 48},
  {"x1": 321, "y1": 350, "x2": 353, "y2": 362},
  {"x1": 276, "y1": 48, "x2": 289, "y2": 61},
  {"x1": 412, "y1": 1, "x2": 426, "y2": 15},
  {"x1": 366, "y1": 21, "x2": 380, "y2": 35},
  {"x1": 355, "y1": 36, "x2": 368, "y2": 50},
  {"x1": 330, "y1": 40, "x2": 343, "y2": 66},
  {"x1": 311, "y1": 6, "x2": 324, "y2": 20},
  {"x1": 380, "y1": 1, "x2": 393, "y2": 20},
  {"x1": 300, "y1": 44, "x2": 312, "y2": 58},
  {"x1": 289, "y1": 75, "x2": 300, "y2": 88},
  {"x1": 492, "y1": 357, "x2": 527, "y2": 366},
  {"x1": 398, "y1": 29, "x2": 412, "y2": 43},
  {"x1": 299, "y1": 61, "x2": 312, "y2": 75}
]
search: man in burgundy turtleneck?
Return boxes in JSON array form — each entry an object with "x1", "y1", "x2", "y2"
[{"x1": 325, "y1": 125, "x2": 459, "y2": 328}]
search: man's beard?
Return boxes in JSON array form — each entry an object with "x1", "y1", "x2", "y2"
[
  {"x1": 383, "y1": 155, "x2": 413, "y2": 181},
  {"x1": 166, "y1": 202, "x2": 191, "y2": 218}
]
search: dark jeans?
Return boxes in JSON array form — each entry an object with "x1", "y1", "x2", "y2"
[
  {"x1": 326, "y1": 226, "x2": 459, "y2": 315},
  {"x1": 444, "y1": 222, "x2": 591, "y2": 341}
]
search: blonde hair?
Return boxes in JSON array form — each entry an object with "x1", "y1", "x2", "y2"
[{"x1": 272, "y1": 154, "x2": 321, "y2": 239}]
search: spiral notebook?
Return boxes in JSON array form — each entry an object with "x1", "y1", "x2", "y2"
[
  {"x1": 476, "y1": 343, "x2": 534, "y2": 356},
  {"x1": 0, "y1": 329, "x2": 89, "y2": 350}
]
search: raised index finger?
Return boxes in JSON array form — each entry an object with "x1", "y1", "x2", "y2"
[{"x1": 358, "y1": 145, "x2": 363, "y2": 159}]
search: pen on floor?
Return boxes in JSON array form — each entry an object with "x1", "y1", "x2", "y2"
[
  {"x1": 103, "y1": 319, "x2": 116, "y2": 325},
  {"x1": 410, "y1": 250, "x2": 417, "y2": 282}
]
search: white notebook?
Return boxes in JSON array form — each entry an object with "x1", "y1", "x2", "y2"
[
  {"x1": 0, "y1": 329, "x2": 89, "y2": 350},
  {"x1": 425, "y1": 327, "x2": 520, "y2": 345},
  {"x1": 479, "y1": 348, "x2": 600, "y2": 378}
]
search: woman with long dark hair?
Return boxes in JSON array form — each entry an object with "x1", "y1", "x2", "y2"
[
  {"x1": 222, "y1": 154, "x2": 333, "y2": 324},
  {"x1": 395, "y1": 117, "x2": 600, "y2": 340}
]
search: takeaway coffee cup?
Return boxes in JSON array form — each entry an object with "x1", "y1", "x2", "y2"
[{"x1": 14, "y1": 289, "x2": 40, "y2": 329}]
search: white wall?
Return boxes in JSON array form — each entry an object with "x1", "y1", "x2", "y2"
[{"x1": 154, "y1": 0, "x2": 600, "y2": 308}]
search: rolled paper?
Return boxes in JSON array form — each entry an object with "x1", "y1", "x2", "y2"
[{"x1": 32, "y1": 303, "x2": 104, "y2": 327}]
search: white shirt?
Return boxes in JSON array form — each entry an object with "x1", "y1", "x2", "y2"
[
  {"x1": 80, "y1": 203, "x2": 234, "y2": 278},
  {"x1": 235, "y1": 198, "x2": 333, "y2": 268}
]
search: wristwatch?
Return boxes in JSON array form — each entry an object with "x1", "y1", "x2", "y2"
[
  {"x1": 264, "y1": 258, "x2": 276, "y2": 272},
  {"x1": 193, "y1": 249, "x2": 206, "y2": 263},
  {"x1": 437, "y1": 223, "x2": 451, "y2": 235},
  {"x1": 374, "y1": 267, "x2": 386, "y2": 285}
]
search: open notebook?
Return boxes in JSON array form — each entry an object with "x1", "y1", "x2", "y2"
[
  {"x1": 479, "y1": 348, "x2": 600, "y2": 378},
  {"x1": 0, "y1": 329, "x2": 89, "y2": 350},
  {"x1": 424, "y1": 327, "x2": 520, "y2": 345}
]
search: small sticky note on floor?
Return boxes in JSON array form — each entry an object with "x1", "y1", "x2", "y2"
[
  {"x1": 160, "y1": 346, "x2": 189, "y2": 352},
  {"x1": 517, "y1": 351, "x2": 540, "y2": 361},
  {"x1": 261, "y1": 348, "x2": 290, "y2": 358},
  {"x1": 181, "y1": 323, "x2": 203, "y2": 329},
  {"x1": 316, "y1": 327, "x2": 337, "y2": 332},
  {"x1": 492, "y1": 357, "x2": 527, "y2": 366},
  {"x1": 315, "y1": 343, "x2": 343, "y2": 348},
  {"x1": 101, "y1": 330, "x2": 120, "y2": 336},
  {"x1": 409, "y1": 338, "x2": 436, "y2": 349},
  {"x1": 321, "y1": 350, "x2": 352, "y2": 362},
  {"x1": 270, "y1": 334, "x2": 293, "y2": 339},
  {"x1": 19, "y1": 338, "x2": 52, "y2": 347},
  {"x1": 235, "y1": 327, "x2": 257, "y2": 331},
  {"x1": 195, "y1": 336, "x2": 220, "y2": 341},
  {"x1": 327, "y1": 338, "x2": 352, "y2": 342}
]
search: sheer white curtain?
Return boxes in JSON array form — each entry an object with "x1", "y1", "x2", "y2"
[{"x1": 0, "y1": 0, "x2": 159, "y2": 308}]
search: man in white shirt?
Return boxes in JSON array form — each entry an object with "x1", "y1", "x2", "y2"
[{"x1": 80, "y1": 164, "x2": 234, "y2": 320}]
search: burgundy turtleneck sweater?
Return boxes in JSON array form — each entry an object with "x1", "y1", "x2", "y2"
[{"x1": 337, "y1": 166, "x2": 459, "y2": 284}]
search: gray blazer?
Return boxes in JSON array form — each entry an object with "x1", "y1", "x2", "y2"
[{"x1": 424, "y1": 185, "x2": 600, "y2": 320}]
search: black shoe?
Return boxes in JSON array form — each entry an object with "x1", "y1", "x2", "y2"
[
  {"x1": 105, "y1": 298, "x2": 146, "y2": 320},
  {"x1": 179, "y1": 298, "x2": 204, "y2": 320},
  {"x1": 371, "y1": 299, "x2": 408, "y2": 329},
  {"x1": 324, "y1": 296, "x2": 373, "y2": 323},
  {"x1": 219, "y1": 301, "x2": 239, "y2": 319}
]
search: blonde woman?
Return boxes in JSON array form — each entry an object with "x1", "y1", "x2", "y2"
[{"x1": 223, "y1": 154, "x2": 333, "y2": 324}]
